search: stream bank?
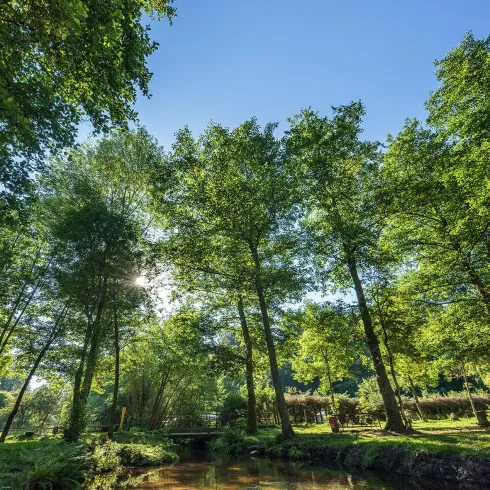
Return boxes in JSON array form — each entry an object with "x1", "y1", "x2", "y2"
[
  {"x1": 209, "y1": 428, "x2": 490, "y2": 488},
  {"x1": 126, "y1": 444, "x2": 487, "y2": 489}
]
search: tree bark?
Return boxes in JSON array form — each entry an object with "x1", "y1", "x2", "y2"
[
  {"x1": 80, "y1": 276, "x2": 108, "y2": 406},
  {"x1": 344, "y1": 245, "x2": 405, "y2": 432},
  {"x1": 376, "y1": 304, "x2": 409, "y2": 428},
  {"x1": 0, "y1": 304, "x2": 66, "y2": 443},
  {"x1": 250, "y1": 244, "x2": 295, "y2": 439},
  {"x1": 65, "y1": 275, "x2": 108, "y2": 442},
  {"x1": 462, "y1": 366, "x2": 489, "y2": 427},
  {"x1": 64, "y1": 319, "x2": 92, "y2": 442},
  {"x1": 322, "y1": 350, "x2": 336, "y2": 412},
  {"x1": 237, "y1": 296, "x2": 257, "y2": 434},
  {"x1": 108, "y1": 307, "x2": 120, "y2": 438},
  {"x1": 408, "y1": 375, "x2": 427, "y2": 421}
]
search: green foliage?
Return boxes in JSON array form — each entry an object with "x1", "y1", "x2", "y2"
[
  {"x1": 117, "y1": 443, "x2": 178, "y2": 466},
  {"x1": 0, "y1": 0, "x2": 176, "y2": 208},
  {"x1": 288, "y1": 302, "x2": 363, "y2": 400},
  {"x1": 0, "y1": 441, "x2": 88, "y2": 489},
  {"x1": 357, "y1": 376, "x2": 387, "y2": 413},
  {"x1": 211, "y1": 428, "x2": 247, "y2": 454},
  {"x1": 6, "y1": 27, "x2": 490, "y2": 456},
  {"x1": 92, "y1": 441, "x2": 121, "y2": 472}
]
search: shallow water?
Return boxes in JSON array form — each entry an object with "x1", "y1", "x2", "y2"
[{"x1": 125, "y1": 447, "x2": 434, "y2": 490}]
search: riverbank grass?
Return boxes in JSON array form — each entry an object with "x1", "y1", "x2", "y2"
[{"x1": 238, "y1": 417, "x2": 490, "y2": 458}]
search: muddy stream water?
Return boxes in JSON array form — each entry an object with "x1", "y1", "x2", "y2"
[{"x1": 126, "y1": 446, "x2": 458, "y2": 490}]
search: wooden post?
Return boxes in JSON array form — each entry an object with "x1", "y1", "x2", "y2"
[{"x1": 119, "y1": 406, "x2": 127, "y2": 431}]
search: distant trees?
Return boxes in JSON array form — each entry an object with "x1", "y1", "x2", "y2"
[
  {"x1": 120, "y1": 310, "x2": 216, "y2": 430},
  {"x1": 290, "y1": 303, "x2": 363, "y2": 411}
]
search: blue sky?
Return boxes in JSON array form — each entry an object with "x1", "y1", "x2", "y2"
[
  {"x1": 115, "y1": 0, "x2": 490, "y2": 150},
  {"x1": 76, "y1": 1, "x2": 490, "y2": 149}
]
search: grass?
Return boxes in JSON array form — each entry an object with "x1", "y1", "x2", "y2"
[{"x1": 239, "y1": 417, "x2": 490, "y2": 458}]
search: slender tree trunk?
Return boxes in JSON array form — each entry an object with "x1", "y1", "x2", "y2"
[
  {"x1": 0, "y1": 305, "x2": 66, "y2": 443},
  {"x1": 149, "y1": 371, "x2": 170, "y2": 430},
  {"x1": 65, "y1": 320, "x2": 93, "y2": 442},
  {"x1": 0, "y1": 248, "x2": 42, "y2": 350},
  {"x1": 443, "y1": 219, "x2": 490, "y2": 315},
  {"x1": 377, "y1": 309, "x2": 409, "y2": 428},
  {"x1": 323, "y1": 351, "x2": 336, "y2": 412},
  {"x1": 250, "y1": 244, "x2": 295, "y2": 439},
  {"x1": 344, "y1": 245, "x2": 405, "y2": 432},
  {"x1": 458, "y1": 248, "x2": 490, "y2": 315},
  {"x1": 462, "y1": 366, "x2": 489, "y2": 427},
  {"x1": 0, "y1": 349, "x2": 47, "y2": 442},
  {"x1": 0, "y1": 277, "x2": 44, "y2": 356},
  {"x1": 80, "y1": 277, "x2": 108, "y2": 405},
  {"x1": 408, "y1": 376, "x2": 426, "y2": 421},
  {"x1": 237, "y1": 296, "x2": 257, "y2": 434},
  {"x1": 108, "y1": 308, "x2": 120, "y2": 438},
  {"x1": 66, "y1": 275, "x2": 108, "y2": 442}
]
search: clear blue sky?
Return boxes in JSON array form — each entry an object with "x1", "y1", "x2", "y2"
[{"x1": 89, "y1": 0, "x2": 490, "y2": 148}]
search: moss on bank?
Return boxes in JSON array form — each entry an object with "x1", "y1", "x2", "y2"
[{"x1": 0, "y1": 432, "x2": 178, "y2": 489}]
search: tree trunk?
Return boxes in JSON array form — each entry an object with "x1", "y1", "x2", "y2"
[
  {"x1": 149, "y1": 371, "x2": 170, "y2": 430},
  {"x1": 80, "y1": 277, "x2": 108, "y2": 405},
  {"x1": 323, "y1": 350, "x2": 336, "y2": 412},
  {"x1": 65, "y1": 275, "x2": 108, "y2": 442},
  {"x1": 377, "y1": 308, "x2": 409, "y2": 428},
  {"x1": 108, "y1": 308, "x2": 120, "y2": 438},
  {"x1": 344, "y1": 245, "x2": 405, "y2": 432},
  {"x1": 64, "y1": 322, "x2": 92, "y2": 442},
  {"x1": 0, "y1": 304, "x2": 66, "y2": 443},
  {"x1": 462, "y1": 366, "x2": 489, "y2": 427},
  {"x1": 0, "y1": 247, "x2": 43, "y2": 352},
  {"x1": 250, "y1": 244, "x2": 294, "y2": 439},
  {"x1": 408, "y1": 376, "x2": 427, "y2": 421},
  {"x1": 237, "y1": 296, "x2": 258, "y2": 434}
]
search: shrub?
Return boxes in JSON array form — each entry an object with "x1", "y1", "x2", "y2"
[
  {"x1": 92, "y1": 441, "x2": 121, "y2": 472},
  {"x1": 117, "y1": 443, "x2": 178, "y2": 466},
  {"x1": 211, "y1": 428, "x2": 246, "y2": 454},
  {"x1": 404, "y1": 394, "x2": 490, "y2": 419},
  {"x1": 12, "y1": 442, "x2": 88, "y2": 489}
]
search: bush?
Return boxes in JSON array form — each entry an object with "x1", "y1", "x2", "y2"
[
  {"x1": 92, "y1": 441, "x2": 121, "y2": 472},
  {"x1": 210, "y1": 428, "x2": 246, "y2": 454},
  {"x1": 219, "y1": 394, "x2": 247, "y2": 426},
  {"x1": 117, "y1": 443, "x2": 178, "y2": 466},
  {"x1": 405, "y1": 394, "x2": 490, "y2": 419}
]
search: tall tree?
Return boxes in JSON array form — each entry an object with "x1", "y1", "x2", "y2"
[
  {"x1": 164, "y1": 120, "x2": 308, "y2": 438},
  {"x1": 288, "y1": 103, "x2": 406, "y2": 431},
  {"x1": 40, "y1": 129, "x2": 161, "y2": 441}
]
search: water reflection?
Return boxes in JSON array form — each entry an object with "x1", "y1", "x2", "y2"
[{"x1": 126, "y1": 452, "x2": 423, "y2": 490}]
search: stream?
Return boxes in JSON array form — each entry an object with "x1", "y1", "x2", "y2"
[{"x1": 125, "y1": 446, "x2": 458, "y2": 490}]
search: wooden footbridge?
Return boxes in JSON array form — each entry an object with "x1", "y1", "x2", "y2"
[
  {"x1": 161, "y1": 413, "x2": 225, "y2": 438},
  {"x1": 166, "y1": 427, "x2": 224, "y2": 438}
]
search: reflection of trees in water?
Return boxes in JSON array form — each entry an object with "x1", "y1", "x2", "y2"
[{"x1": 126, "y1": 456, "x2": 419, "y2": 489}]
